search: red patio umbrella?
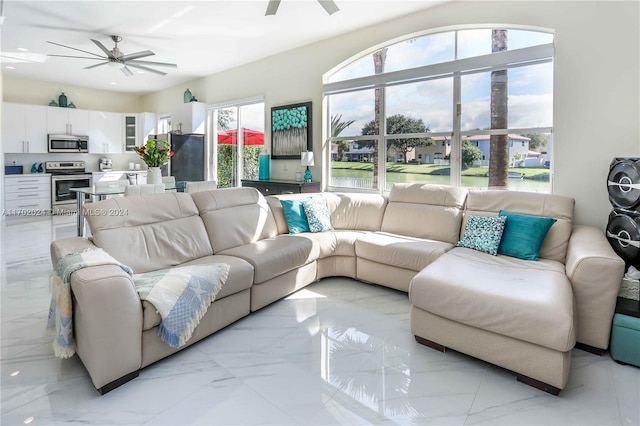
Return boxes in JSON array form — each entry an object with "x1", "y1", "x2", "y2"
[{"x1": 217, "y1": 128, "x2": 264, "y2": 145}]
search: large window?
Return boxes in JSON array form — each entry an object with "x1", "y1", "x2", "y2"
[
  {"x1": 324, "y1": 28, "x2": 553, "y2": 192},
  {"x1": 211, "y1": 100, "x2": 265, "y2": 188}
]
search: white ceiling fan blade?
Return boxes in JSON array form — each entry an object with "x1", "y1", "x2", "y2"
[
  {"x1": 265, "y1": 0, "x2": 281, "y2": 16},
  {"x1": 126, "y1": 62, "x2": 167, "y2": 76},
  {"x1": 126, "y1": 59, "x2": 177, "y2": 68},
  {"x1": 91, "y1": 39, "x2": 116, "y2": 59},
  {"x1": 84, "y1": 62, "x2": 109, "y2": 69},
  {"x1": 120, "y1": 50, "x2": 154, "y2": 61},
  {"x1": 121, "y1": 66, "x2": 134, "y2": 77},
  {"x1": 48, "y1": 54, "x2": 104, "y2": 60},
  {"x1": 47, "y1": 41, "x2": 105, "y2": 58},
  {"x1": 318, "y1": 0, "x2": 339, "y2": 15}
]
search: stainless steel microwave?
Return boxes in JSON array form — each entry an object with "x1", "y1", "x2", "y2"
[{"x1": 48, "y1": 134, "x2": 89, "y2": 153}]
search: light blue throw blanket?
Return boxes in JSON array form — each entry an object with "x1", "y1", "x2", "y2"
[
  {"x1": 133, "y1": 264, "x2": 230, "y2": 348},
  {"x1": 46, "y1": 249, "x2": 133, "y2": 358},
  {"x1": 47, "y1": 248, "x2": 231, "y2": 358}
]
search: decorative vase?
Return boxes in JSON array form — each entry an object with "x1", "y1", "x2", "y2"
[
  {"x1": 58, "y1": 92, "x2": 67, "y2": 108},
  {"x1": 147, "y1": 167, "x2": 162, "y2": 184},
  {"x1": 68, "y1": 102, "x2": 76, "y2": 108},
  {"x1": 258, "y1": 150, "x2": 270, "y2": 181},
  {"x1": 49, "y1": 100, "x2": 58, "y2": 107},
  {"x1": 183, "y1": 88, "x2": 192, "y2": 103}
]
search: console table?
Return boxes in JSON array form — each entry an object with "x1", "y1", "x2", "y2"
[{"x1": 241, "y1": 179, "x2": 320, "y2": 196}]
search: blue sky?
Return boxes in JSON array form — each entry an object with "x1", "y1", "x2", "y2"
[{"x1": 329, "y1": 29, "x2": 553, "y2": 138}]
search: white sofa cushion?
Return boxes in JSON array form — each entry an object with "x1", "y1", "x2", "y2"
[
  {"x1": 191, "y1": 187, "x2": 278, "y2": 253},
  {"x1": 87, "y1": 193, "x2": 213, "y2": 274},
  {"x1": 219, "y1": 236, "x2": 316, "y2": 284},
  {"x1": 410, "y1": 247, "x2": 576, "y2": 352},
  {"x1": 356, "y1": 232, "x2": 453, "y2": 272},
  {"x1": 266, "y1": 192, "x2": 387, "y2": 234},
  {"x1": 465, "y1": 189, "x2": 574, "y2": 263},
  {"x1": 282, "y1": 230, "x2": 369, "y2": 259},
  {"x1": 381, "y1": 183, "x2": 467, "y2": 244}
]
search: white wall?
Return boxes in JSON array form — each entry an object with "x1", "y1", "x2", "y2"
[
  {"x1": 3, "y1": 76, "x2": 143, "y2": 112},
  {"x1": 143, "y1": 1, "x2": 639, "y2": 228}
]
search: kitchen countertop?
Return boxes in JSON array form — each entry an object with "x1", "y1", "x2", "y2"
[
  {"x1": 91, "y1": 170, "x2": 148, "y2": 174},
  {"x1": 4, "y1": 173, "x2": 52, "y2": 177}
]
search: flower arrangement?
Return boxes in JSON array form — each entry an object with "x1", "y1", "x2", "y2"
[{"x1": 133, "y1": 139, "x2": 174, "y2": 167}]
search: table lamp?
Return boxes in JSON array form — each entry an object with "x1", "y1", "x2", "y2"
[{"x1": 301, "y1": 151, "x2": 314, "y2": 182}]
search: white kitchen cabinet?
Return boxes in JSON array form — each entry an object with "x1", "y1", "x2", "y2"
[
  {"x1": 171, "y1": 102, "x2": 206, "y2": 134},
  {"x1": 3, "y1": 174, "x2": 51, "y2": 213},
  {"x1": 47, "y1": 106, "x2": 89, "y2": 135},
  {"x1": 88, "y1": 111, "x2": 123, "y2": 153},
  {"x1": 123, "y1": 114, "x2": 137, "y2": 152},
  {"x1": 123, "y1": 112, "x2": 157, "y2": 151},
  {"x1": 2, "y1": 103, "x2": 48, "y2": 153}
]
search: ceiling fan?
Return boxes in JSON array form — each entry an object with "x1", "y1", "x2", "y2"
[
  {"x1": 47, "y1": 35, "x2": 177, "y2": 76},
  {"x1": 265, "y1": 0, "x2": 339, "y2": 16}
]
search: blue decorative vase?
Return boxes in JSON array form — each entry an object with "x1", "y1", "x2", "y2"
[
  {"x1": 258, "y1": 151, "x2": 270, "y2": 181},
  {"x1": 184, "y1": 88, "x2": 192, "y2": 103},
  {"x1": 58, "y1": 92, "x2": 67, "y2": 108}
]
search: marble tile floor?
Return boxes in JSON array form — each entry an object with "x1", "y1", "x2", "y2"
[{"x1": 1, "y1": 214, "x2": 639, "y2": 426}]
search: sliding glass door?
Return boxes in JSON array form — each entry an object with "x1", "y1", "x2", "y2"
[{"x1": 212, "y1": 100, "x2": 265, "y2": 188}]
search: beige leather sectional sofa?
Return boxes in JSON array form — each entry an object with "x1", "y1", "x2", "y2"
[{"x1": 50, "y1": 184, "x2": 624, "y2": 395}]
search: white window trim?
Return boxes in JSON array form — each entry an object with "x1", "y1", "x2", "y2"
[{"x1": 324, "y1": 29, "x2": 553, "y2": 194}]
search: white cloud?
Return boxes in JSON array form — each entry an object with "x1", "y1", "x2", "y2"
[{"x1": 508, "y1": 94, "x2": 553, "y2": 128}]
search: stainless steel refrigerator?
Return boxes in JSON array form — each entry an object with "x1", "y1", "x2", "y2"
[{"x1": 149, "y1": 133, "x2": 205, "y2": 182}]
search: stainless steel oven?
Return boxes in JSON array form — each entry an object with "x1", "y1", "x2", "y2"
[{"x1": 45, "y1": 161, "x2": 92, "y2": 214}]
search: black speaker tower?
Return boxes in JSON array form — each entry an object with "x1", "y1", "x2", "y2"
[{"x1": 606, "y1": 158, "x2": 640, "y2": 269}]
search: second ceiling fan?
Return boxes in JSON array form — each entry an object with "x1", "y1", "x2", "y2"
[
  {"x1": 265, "y1": 0, "x2": 339, "y2": 16},
  {"x1": 47, "y1": 35, "x2": 177, "y2": 76}
]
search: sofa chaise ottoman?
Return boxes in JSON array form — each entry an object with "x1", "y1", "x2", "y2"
[{"x1": 409, "y1": 189, "x2": 624, "y2": 394}]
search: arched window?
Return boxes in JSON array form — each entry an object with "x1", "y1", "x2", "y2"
[{"x1": 324, "y1": 28, "x2": 553, "y2": 192}]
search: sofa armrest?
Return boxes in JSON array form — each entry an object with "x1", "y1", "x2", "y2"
[
  {"x1": 70, "y1": 264, "x2": 143, "y2": 391},
  {"x1": 565, "y1": 225, "x2": 625, "y2": 350},
  {"x1": 51, "y1": 237, "x2": 143, "y2": 391},
  {"x1": 50, "y1": 237, "x2": 99, "y2": 266}
]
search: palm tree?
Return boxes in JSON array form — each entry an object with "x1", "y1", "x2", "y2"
[
  {"x1": 331, "y1": 114, "x2": 355, "y2": 137},
  {"x1": 488, "y1": 29, "x2": 508, "y2": 189},
  {"x1": 331, "y1": 114, "x2": 355, "y2": 162},
  {"x1": 372, "y1": 48, "x2": 388, "y2": 190}
]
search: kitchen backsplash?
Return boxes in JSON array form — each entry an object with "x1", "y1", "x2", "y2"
[{"x1": 4, "y1": 153, "x2": 146, "y2": 173}]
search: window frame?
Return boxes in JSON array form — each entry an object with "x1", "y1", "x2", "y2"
[{"x1": 323, "y1": 27, "x2": 554, "y2": 193}]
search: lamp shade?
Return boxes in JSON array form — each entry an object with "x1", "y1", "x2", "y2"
[{"x1": 301, "y1": 151, "x2": 315, "y2": 167}]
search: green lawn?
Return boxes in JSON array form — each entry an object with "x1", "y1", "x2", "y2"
[{"x1": 331, "y1": 162, "x2": 550, "y2": 181}]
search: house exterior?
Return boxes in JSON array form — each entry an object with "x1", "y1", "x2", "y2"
[
  {"x1": 414, "y1": 136, "x2": 452, "y2": 164},
  {"x1": 386, "y1": 144, "x2": 416, "y2": 163},
  {"x1": 464, "y1": 134, "x2": 531, "y2": 167},
  {"x1": 344, "y1": 143, "x2": 375, "y2": 162}
]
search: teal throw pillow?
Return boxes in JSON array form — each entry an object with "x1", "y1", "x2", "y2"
[
  {"x1": 280, "y1": 199, "x2": 310, "y2": 234},
  {"x1": 302, "y1": 198, "x2": 333, "y2": 233},
  {"x1": 456, "y1": 214, "x2": 507, "y2": 255},
  {"x1": 498, "y1": 210, "x2": 557, "y2": 261}
]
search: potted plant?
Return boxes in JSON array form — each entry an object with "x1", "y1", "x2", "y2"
[{"x1": 133, "y1": 139, "x2": 174, "y2": 184}]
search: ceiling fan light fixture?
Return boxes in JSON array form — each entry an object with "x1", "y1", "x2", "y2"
[{"x1": 47, "y1": 35, "x2": 177, "y2": 77}]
